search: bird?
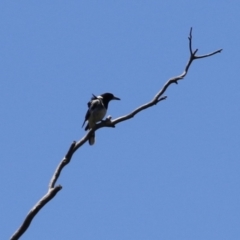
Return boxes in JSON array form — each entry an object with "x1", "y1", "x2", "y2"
[{"x1": 82, "y1": 92, "x2": 120, "y2": 145}]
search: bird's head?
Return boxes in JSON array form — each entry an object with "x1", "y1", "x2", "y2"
[
  {"x1": 100, "y1": 93, "x2": 120, "y2": 101},
  {"x1": 99, "y1": 92, "x2": 120, "y2": 108}
]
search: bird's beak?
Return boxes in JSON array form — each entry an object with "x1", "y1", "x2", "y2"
[{"x1": 113, "y1": 96, "x2": 120, "y2": 100}]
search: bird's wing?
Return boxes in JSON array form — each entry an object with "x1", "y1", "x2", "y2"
[
  {"x1": 82, "y1": 99, "x2": 102, "y2": 128},
  {"x1": 82, "y1": 109, "x2": 90, "y2": 128},
  {"x1": 89, "y1": 98, "x2": 102, "y2": 111},
  {"x1": 87, "y1": 94, "x2": 98, "y2": 107}
]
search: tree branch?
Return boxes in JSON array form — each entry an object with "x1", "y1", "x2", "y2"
[
  {"x1": 10, "y1": 28, "x2": 222, "y2": 240},
  {"x1": 94, "y1": 28, "x2": 222, "y2": 127},
  {"x1": 10, "y1": 187, "x2": 62, "y2": 240},
  {"x1": 49, "y1": 141, "x2": 76, "y2": 188}
]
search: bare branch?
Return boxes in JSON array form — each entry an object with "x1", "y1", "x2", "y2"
[
  {"x1": 49, "y1": 141, "x2": 76, "y2": 188},
  {"x1": 10, "y1": 186, "x2": 62, "y2": 240},
  {"x1": 188, "y1": 27, "x2": 193, "y2": 54},
  {"x1": 194, "y1": 49, "x2": 223, "y2": 59},
  {"x1": 105, "y1": 29, "x2": 221, "y2": 126},
  {"x1": 11, "y1": 28, "x2": 222, "y2": 239}
]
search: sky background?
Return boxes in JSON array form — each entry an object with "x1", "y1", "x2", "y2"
[{"x1": 1, "y1": 1, "x2": 239, "y2": 240}]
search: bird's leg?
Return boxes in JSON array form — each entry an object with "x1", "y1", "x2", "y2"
[
  {"x1": 101, "y1": 115, "x2": 111, "y2": 123},
  {"x1": 101, "y1": 116, "x2": 115, "y2": 128}
]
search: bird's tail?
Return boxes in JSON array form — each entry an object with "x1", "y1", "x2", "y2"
[{"x1": 89, "y1": 132, "x2": 95, "y2": 145}]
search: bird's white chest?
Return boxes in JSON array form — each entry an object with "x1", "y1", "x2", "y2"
[{"x1": 88, "y1": 107, "x2": 107, "y2": 128}]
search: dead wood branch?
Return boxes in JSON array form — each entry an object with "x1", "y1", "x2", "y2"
[{"x1": 10, "y1": 28, "x2": 222, "y2": 240}]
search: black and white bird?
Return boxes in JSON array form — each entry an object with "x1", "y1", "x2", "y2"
[{"x1": 82, "y1": 93, "x2": 120, "y2": 145}]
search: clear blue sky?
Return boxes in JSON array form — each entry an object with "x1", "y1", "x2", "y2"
[{"x1": 1, "y1": 1, "x2": 239, "y2": 240}]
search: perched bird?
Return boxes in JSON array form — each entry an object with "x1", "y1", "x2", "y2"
[{"x1": 82, "y1": 93, "x2": 120, "y2": 145}]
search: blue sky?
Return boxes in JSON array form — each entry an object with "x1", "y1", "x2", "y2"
[{"x1": 1, "y1": 1, "x2": 240, "y2": 239}]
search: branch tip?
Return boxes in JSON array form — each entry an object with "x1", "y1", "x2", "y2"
[
  {"x1": 188, "y1": 28, "x2": 193, "y2": 54},
  {"x1": 56, "y1": 185, "x2": 62, "y2": 190},
  {"x1": 157, "y1": 96, "x2": 167, "y2": 103},
  {"x1": 161, "y1": 96, "x2": 167, "y2": 100}
]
